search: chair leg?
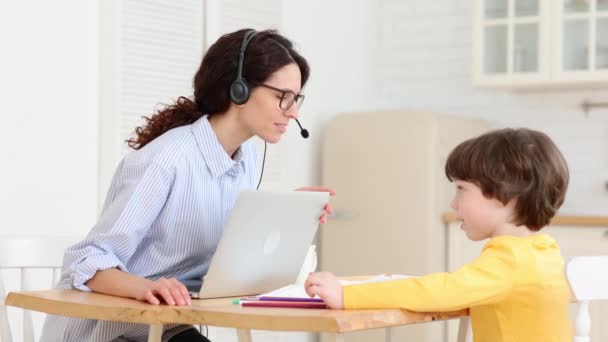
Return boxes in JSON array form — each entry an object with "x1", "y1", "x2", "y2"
[
  {"x1": 573, "y1": 301, "x2": 590, "y2": 342},
  {"x1": 0, "y1": 277, "x2": 14, "y2": 342},
  {"x1": 21, "y1": 269, "x2": 34, "y2": 342},
  {"x1": 456, "y1": 317, "x2": 469, "y2": 342}
]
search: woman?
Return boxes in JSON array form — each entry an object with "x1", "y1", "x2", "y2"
[{"x1": 41, "y1": 28, "x2": 334, "y2": 342}]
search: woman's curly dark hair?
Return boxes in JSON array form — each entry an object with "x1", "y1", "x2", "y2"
[{"x1": 127, "y1": 28, "x2": 310, "y2": 150}]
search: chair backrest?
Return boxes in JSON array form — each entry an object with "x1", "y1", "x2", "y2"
[
  {"x1": 566, "y1": 256, "x2": 608, "y2": 342},
  {"x1": 0, "y1": 237, "x2": 76, "y2": 342}
]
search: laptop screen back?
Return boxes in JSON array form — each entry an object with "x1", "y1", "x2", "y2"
[{"x1": 195, "y1": 190, "x2": 329, "y2": 299}]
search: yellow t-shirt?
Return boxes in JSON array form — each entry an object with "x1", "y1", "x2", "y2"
[{"x1": 343, "y1": 234, "x2": 572, "y2": 342}]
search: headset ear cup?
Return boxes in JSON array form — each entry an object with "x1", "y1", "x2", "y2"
[{"x1": 230, "y1": 79, "x2": 250, "y2": 105}]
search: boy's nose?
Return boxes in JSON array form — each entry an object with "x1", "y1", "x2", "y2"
[{"x1": 450, "y1": 198, "x2": 457, "y2": 210}]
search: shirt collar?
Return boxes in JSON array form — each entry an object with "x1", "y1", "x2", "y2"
[{"x1": 192, "y1": 115, "x2": 244, "y2": 177}]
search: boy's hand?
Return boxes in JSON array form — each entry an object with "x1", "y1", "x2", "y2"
[
  {"x1": 295, "y1": 187, "x2": 336, "y2": 224},
  {"x1": 304, "y1": 272, "x2": 344, "y2": 309}
]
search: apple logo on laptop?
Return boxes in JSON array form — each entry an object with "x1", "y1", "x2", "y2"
[{"x1": 263, "y1": 231, "x2": 281, "y2": 255}]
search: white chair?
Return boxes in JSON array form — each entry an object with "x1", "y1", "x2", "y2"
[
  {"x1": 567, "y1": 256, "x2": 608, "y2": 342},
  {"x1": 0, "y1": 237, "x2": 76, "y2": 342}
]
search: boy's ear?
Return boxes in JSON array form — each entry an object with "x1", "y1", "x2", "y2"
[
  {"x1": 492, "y1": 198, "x2": 506, "y2": 208},
  {"x1": 505, "y1": 198, "x2": 518, "y2": 209},
  {"x1": 494, "y1": 198, "x2": 517, "y2": 211},
  {"x1": 501, "y1": 199, "x2": 519, "y2": 221}
]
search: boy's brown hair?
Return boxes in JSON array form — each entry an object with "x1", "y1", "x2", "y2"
[{"x1": 445, "y1": 128, "x2": 569, "y2": 231}]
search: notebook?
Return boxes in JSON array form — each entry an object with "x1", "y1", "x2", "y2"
[{"x1": 187, "y1": 190, "x2": 330, "y2": 299}]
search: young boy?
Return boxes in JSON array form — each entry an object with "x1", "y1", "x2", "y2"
[{"x1": 306, "y1": 128, "x2": 572, "y2": 341}]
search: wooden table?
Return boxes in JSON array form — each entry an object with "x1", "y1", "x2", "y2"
[{"x1": 5, "y1": 289, "x2": 468, "y2": 342}]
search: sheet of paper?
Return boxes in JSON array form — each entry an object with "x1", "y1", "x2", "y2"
[
  {"x1": 339, "y1": 274, "x2": 411, "y2": 286},
  {"x1": 262, "y1": 284, "x2": 313, "y2": 299},
  {"x1": 260, "y1": 274, "x2": 412, "y2": 299}
]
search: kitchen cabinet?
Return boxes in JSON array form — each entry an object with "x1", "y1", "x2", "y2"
[{"x1": 473, "y1": 0, "x2": 608, "y2": 88}]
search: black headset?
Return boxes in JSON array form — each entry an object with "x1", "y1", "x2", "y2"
[
  {"x1": 229, "y1": 29, "x2": 309, "y2": 140},
  {"x1": 230, "y1": 30, "x2": 258, "y2": 105}
]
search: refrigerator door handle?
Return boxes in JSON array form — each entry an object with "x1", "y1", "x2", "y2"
[{"x1": 329, "y1": 209, "x2": 357, "y2": 220}]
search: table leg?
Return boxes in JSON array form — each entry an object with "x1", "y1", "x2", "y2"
[
  {"x1": 323, "y1": 333, "x2": 345, "y2": 342},
  {"x1": 385, "y1": 327, "x2": 393, "y2": 342},
  {"x1": 148, "y1": 324, "x2": 163, "y2": 342},
  {"x1": 236, "y1": 328, "x2": 252, "y2": 342}
]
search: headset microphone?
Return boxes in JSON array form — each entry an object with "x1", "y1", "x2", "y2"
[{"x1": 295, "y1": 119, "x2": 309, "y2": 139}]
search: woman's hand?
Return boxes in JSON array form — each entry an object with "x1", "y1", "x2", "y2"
[
  {"x1": 305, "y1": 272, "x2": 344, "y2": 309},
  {"x1": 136, "y1": 277, "x2": 192, "y2": 306},
  {"x1": 295, "y1": 186, "x2": 336, "y2": 224},
  {"x1": 86, "y1": 268, "x2": 192, "y2": 306}
]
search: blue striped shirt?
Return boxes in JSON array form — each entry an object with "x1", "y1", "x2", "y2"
[{"x1": 41, "y1": 116, "x2": 257, "y2": 342}]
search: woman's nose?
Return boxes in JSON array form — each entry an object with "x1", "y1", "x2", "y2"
[{"x1": 284, "y1": 103, "x2": 299, "y2": 119}]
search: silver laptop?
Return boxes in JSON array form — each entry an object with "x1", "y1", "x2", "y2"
[{"x1": 186, "y1": 190, "x2": 330, "y2": 299}]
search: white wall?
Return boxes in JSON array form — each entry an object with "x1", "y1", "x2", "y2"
[{"x1": 0, "y1": 0, "x2": 99, "y2": 238}]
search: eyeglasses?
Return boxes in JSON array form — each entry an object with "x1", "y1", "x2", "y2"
[{"x1": 256, "y1": 83, "x2": 305, "y2": 111}]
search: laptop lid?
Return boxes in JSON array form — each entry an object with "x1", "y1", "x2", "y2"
[{"x1": 194, "y1": 190, "x2": 329, "y2": 299}]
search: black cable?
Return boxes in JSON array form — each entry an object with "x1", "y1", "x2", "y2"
[{"x1": 256, "y1": 141, "x2": 267, "y2": 190}]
